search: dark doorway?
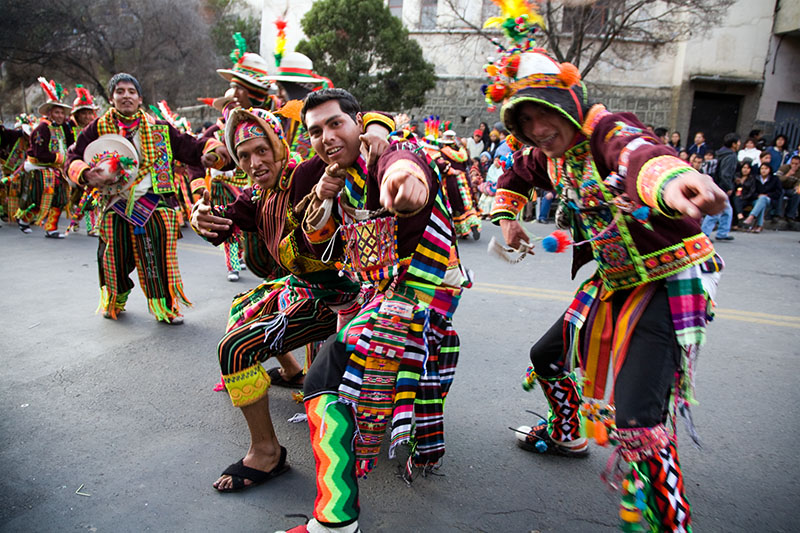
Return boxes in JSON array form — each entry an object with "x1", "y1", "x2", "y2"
[
  {"x1": 688, "y1": 91, "x2": 742, "y2": 153},
  {"x1": 774, "y1": 101, "x2": 800, "y2": 153}
]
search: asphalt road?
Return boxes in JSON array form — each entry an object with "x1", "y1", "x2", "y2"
[{"x1": 1, "y1": 219, "x2": 798, "y2": 532}]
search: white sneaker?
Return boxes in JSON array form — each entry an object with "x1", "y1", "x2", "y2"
[
  {"x1": 227, "y1": 270, "x2": 240, "y2": 282},
  {"x1": 163, "y1": 315, "x2": 184, "y2": 325},
  {"x1": 19, "y1": 222, "x2": 32, "y2": 234}
]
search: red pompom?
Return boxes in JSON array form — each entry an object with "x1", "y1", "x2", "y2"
[
  {"x1": 488, "y1": 83, "x2": 508, "y2": 103},
  {"x1": 558, "y1": 62, "x2": 581, "y2": 87}
]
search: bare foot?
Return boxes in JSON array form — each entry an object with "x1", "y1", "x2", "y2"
[{"x1": 213, "y1": 445, "x2": 282, "y2": 491}]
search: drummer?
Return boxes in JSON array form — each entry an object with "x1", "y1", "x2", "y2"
[{"x1": 66, "y1": 72, "x2": 231, "y2": 324}]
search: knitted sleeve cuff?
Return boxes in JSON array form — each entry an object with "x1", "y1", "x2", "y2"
[
  {"x1": 490, "y1": 188, "x2": 528, "y2": 222},
  {"x1": 636, "y1": 155, "x2": 694, "y2": 218}
]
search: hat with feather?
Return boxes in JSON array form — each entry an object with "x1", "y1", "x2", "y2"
[
  {"x1": 37, "y1": 77, "x2": 72, "y2": 115},
  {"x1": 481, "y1": 0, "x2": 590, "y2": 146},
  {"x1": 71, "y1": 84, "x2": 98, "y2": 113}
]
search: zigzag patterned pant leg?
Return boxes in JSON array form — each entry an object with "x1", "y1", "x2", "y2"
[
  {"x1": 538, "y1": 373, "x2": 583, "y2": 442},
  {"x1": 305, "y1": 393, "x2": 360, "y2": 528},
  {"x1": 642, "y1": 440, "x2": 692, "y2": 532}
]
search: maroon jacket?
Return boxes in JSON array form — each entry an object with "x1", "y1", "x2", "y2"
[{"x1": 27, "y1": 120, "x2": 74, "y2": 167}]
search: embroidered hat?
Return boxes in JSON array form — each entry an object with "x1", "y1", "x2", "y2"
[
  {"x1": 83, "y1": 133, "x2": 140, "y2": 196},
  {"x1": 71, "y1": 84, "x2": 98, "y2": 113},
  {"x1": 216, "y1": 33, "x2": 271, "y2": 102},
  {"x1": 439, "y1": 129, "x2": 457, "y2": 144},
  {"x1": 15, "y1": 113, "x2": 38, "y2": 136},
  {"x1": 481, "y1": 1, "x2": 589, "y2": 145},
  {"x1": 224, "y1": 107, "x2": 292, "y2": 190},
  {"x1": 37, "y1": 77, "x2": 72, "y2": 115}
]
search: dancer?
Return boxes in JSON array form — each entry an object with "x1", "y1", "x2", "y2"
[
  {"x1": 281, "y1": 88, "x2": 469, "y2": 533},
  {"x1": 1, "y1": 115, "x2": 34, "y2": 229},
  {"x1": 438, "y1": 129, "x2": 481, "y2": 239},
  {"x1": 66, "y1": 72, "x2": 230, "y2": 324},
  {"x1": 484, "y1": 3, "x2": 726, "y2": 531},
  {"x1": 191, "y1": 107, "x2": 363, "y2": 492},
  {"x1": 22, "y1": 78, "x2": 74, "y2": 238}
]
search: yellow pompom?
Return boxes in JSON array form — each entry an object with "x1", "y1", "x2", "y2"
[{"x1": 486, "y1": 64, "x2": 499, "y2": 77}]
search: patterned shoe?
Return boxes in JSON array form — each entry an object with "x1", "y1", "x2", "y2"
[{"x1": 514, "y1": 420, "x2": 589, "y2": 457}]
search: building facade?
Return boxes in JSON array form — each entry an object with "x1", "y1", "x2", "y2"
[{"x1": 257, "y1": 0, "x2": 800, "y2": 149}]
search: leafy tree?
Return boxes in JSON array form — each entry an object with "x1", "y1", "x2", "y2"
[
  {"x1": 206, "y1": 0, "x2": 261, "y2": 58},
  {"x1": 296, "y1": 0, "x2": 436, "y2": 111}
]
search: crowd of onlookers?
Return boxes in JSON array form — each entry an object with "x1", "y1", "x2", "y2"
[
  {"x1": 654, "y1": 128, "x2": 800, "y2": 238},
  {"x1": 407, "y1": 116, "x2": 800, "y2": 238}
]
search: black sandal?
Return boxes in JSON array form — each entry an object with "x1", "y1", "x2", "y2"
[
  {"x1": 267, "y1": 367, "x2": 304, "y2": 388},
  {"x1": 216, "y1": 446, "x2": 289, "y2": 492}
]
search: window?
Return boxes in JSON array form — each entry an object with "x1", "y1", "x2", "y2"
[
  {"x1": 419, "y1": 0, "x2": 438, "y2": 30},
  {"x1": 389, "y1": 0, "x2": 403, "y2": 19},
  {"x1": 561, "y1": 0, "x2": 612, "y2": 35}
]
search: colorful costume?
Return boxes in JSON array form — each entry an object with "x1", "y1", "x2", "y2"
[
  {"x1": 65, "y1": 85, "x2": 101, "y2": 235},
  {"x1": 437, "y1": 138, "x2": 481, "y2": 239},
  {"x1": 0, "y1": 120, "x2": 32, "y2": 225},
  {"x1": 484, "y1": 5, "x2": 721, "y2": 532},
  {"x1": 66, "y1": 102, "x2": 223, "y2": 322},
  {"x1": 297, "y1": 131, "x2": 469, "y2": 531},
  {"x1": 201, "y1": 108, "x2": 360, "y2": 406}
]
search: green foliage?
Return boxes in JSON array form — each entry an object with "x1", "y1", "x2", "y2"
[
  {"x1": 207, "y1": 0, "x2": 260, "y2": 60},
  {"x1": 296, "y1": 0, "x2": 435, "y2": 111}
]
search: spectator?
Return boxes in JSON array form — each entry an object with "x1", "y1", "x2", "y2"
[
  {"x1": 678, "y1": 149, "x2": 690, "y2": 162},
  {"x1": 687, "y1": 131, "x2": 708, "y2": 157},
  {"x1": 494, "y1": 129, "x2": 512, "y2": 159},
  {"x1": 654, "y1": 127, "x2": 675, "y2": 154},
  {"x1": 478, "y1": 155, "x2": 503, "y2": 216},
  {"x1": 478, "y1": 121, "x2": 491, "y2": 148},
  {"x1": 748, "y1": 128, "x2": 765, "y2": 150},
  {"x1": 689, "y1": 153, "x2": 703, "y2": 171},
  {"x1": 485, "y1": 129, "x2": 501, "y2": 158},
  {"x1": 742, "y1": 162, "x2": 782, "y2": 232},
  {"x1": 478, "y1": 150, "x2": 491, "y2": 177},
  {"x1": 701, "y1": 149, "x2": 718, "y2": 178},
  {"x1": 465, "y1": 128, "x2": 485, "y2": 159},
  {"x1": 536, "y1": 188, "x2": 554, "y2": 223},
  {"x1": 766, "y1": 134, "x2": 788, "y2": 173},
  {"x1": 669, "y1": 131, "x2": 683, "y2": 153},
  {"x1": 738, "y1": 138, "x2": 762, "y2": 164},
  {"x1": 701, "y1": 132, "x2": 739, "y2": 241},
  {"x1": 776, "y1": 155, "x2": 800, "y2": 222},
  {"x1": 758, "y1": 150, "x2": 772, "y2": 171},
  {"x1": 733, "y1": 160, "x2": 755, "y2": 228}
]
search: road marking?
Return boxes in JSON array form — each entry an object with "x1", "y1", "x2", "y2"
[
  {"x1": 472, "y1": 282, "x2": 800, "y2": 329},
  {"x1": 179, "y1": 242, "x2": 222, "y2": 256}
]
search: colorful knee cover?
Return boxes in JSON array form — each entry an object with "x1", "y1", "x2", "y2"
[
  {"x1": 223, "y1": 239, "x2": 241, "y2": 272},
  {"x1": 44, "y1": 207, "x2": 61, "y2": 232},
  {"x1": 305, "y1": 394, "x2": 359, "y2": 527},
  {"x1": 615, "y1": 425, "x2": 692, "y2": 533}
]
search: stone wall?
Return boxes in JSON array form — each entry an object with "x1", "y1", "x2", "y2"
[{"x1": 403, "y1": 77, "x2": 675, "y2": 137}]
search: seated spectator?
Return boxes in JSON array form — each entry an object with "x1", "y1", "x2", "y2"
[
  {"x1": 687, "y1": 131, "x2": 707, "y2": 157},
  {"x1": 738, "y1": 138, "x2": 762, "y2": 163},
  {"x1": 536, "y1": 187, "x2": 554, "y2": 223},
  {"x1": 742, "y1": 162, "x2": 782, "y2": 232},
  {"x1": 733, "y1": 160, "x2": 755, "y2": 228},
  {"x1": 767, "y1": 134, "x2": 788, "y2": 173},
  {"x1": 485, "y1": 129, "x2": 501, "y2": 158},
  {"x1": 689, "y1": 153, "x2": 704, "y2": 171},
  {"x1": 701, "y1": 149, "x2": 718, "y2": 177},
  {"x1": 777, "y1": 155, "x2": 800, "y2": 221},
  {"x1": 678, "y1": 149, "x2": 690, "y2": 162},
  {"x1": 669, "y1": 131, "x2": 683, "y2": 153}
]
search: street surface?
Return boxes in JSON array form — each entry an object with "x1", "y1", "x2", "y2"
[{"x1": 1, "y1": 219, "x2": 798, "y2": 532}]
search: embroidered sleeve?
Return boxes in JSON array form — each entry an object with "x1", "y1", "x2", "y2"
[{"x1": 490, "y1": 148, "x2": 549, "y2": 223}]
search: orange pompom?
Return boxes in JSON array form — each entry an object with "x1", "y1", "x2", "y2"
[
  {"x1": 486, "y1": 64, "x2": 499, "y2": 77},
  {"x1": 558, "y1": 62, "x2": 581, "y2": 87},
  {"x1": 505, "y1": 55, "x2": 521, "y2": 78}
]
